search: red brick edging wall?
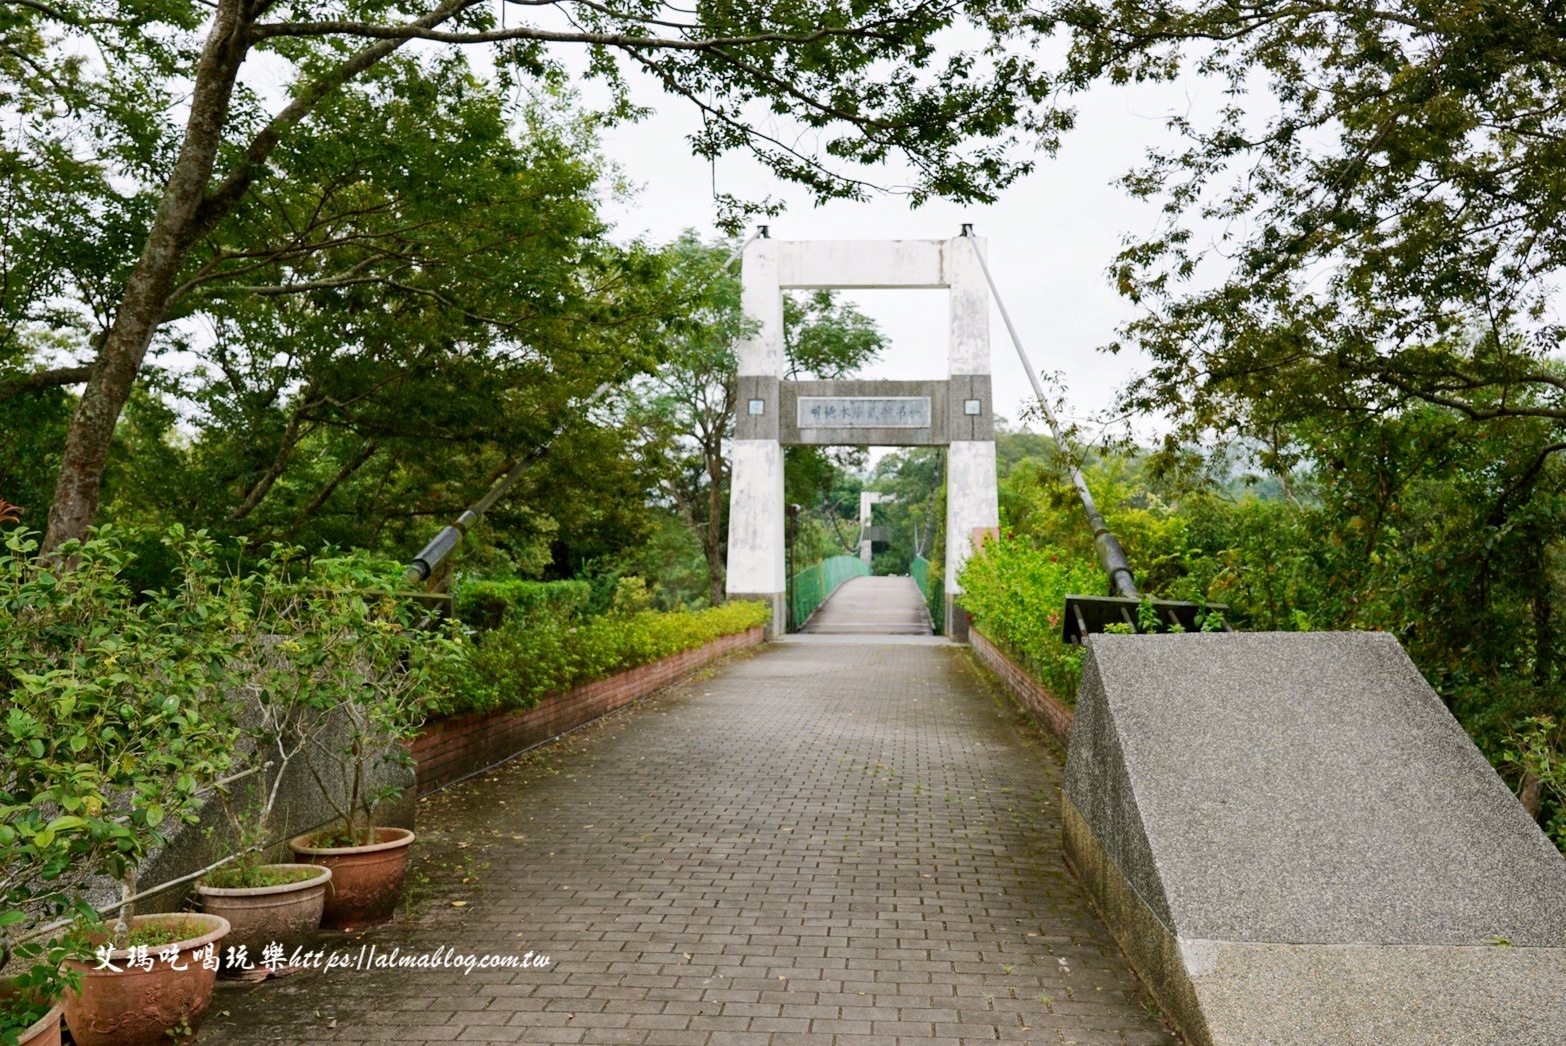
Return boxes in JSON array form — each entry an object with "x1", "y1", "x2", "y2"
[
  {"x1": 969, "y1": 627, "x2": 1075, "y2": 749},
  {"x1": 409, "y1": 626, "x2": 765, "y2": 795}
]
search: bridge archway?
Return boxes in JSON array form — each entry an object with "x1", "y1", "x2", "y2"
[{"x1": 724, "y1": 234, "x2": 999, "y2": 638}]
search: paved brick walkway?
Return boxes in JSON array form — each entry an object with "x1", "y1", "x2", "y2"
[{"x1": 205, "y1": 637, "x2": 1174, "y2": 1044}]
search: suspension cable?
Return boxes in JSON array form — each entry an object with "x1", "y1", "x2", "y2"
[{"x1": 960, "y1": 227, "x2": 1138, "y2": 599}]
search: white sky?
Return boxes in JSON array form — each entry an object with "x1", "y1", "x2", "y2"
[{"x1": 589, "y1": 72, "x2": 1210, "y2": 448}]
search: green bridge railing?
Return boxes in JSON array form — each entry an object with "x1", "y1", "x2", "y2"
[
  {"x1": 910, "y1": 555, "x2": 943, "y2": 634},
  {"x1": 790, "y1": 555, "x2": 870, "y2": 629}
]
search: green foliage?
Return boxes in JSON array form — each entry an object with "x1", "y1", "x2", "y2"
[
  {"x1": 1503, "y1": 718, "x2": 1566, "y2": 853},
  {"x1": 786, "y1": 446, "x2": 867, "y2": 570},
  {"x1": 453, "y1": 578, "x2": 592, "y2": 631},
  {"x1": 0, "y1": 389, "x2": 71, "y2": 533},
  {"x1": 1051, "y1": 4, "x2": 1566, "y2": 442},
  {"x1": 14, "y1": 0, "x2": 1073, "y2": 553},
  {"x1": 957, "y1": 534, "x2": 1103, "y2": 702},
  {"x1": 103, "y1": 75, "x2": 672, "y2": 562},
  {"x1": 244, "y1": 548, "x2": 463, "y2": 843},
  {"x1": 436, "y1": 598, "x2": 769, "y2": 718},
  {"x1": 575, "y1": 512, "x2": 712, "y2": 612},
  {"x1": 1, "y1": 930, "x2": 84, "y2": 1044},
  {"x1": 865, "y1": 448, "x2": 942, "y2": 578},
  {"x1": 0, "y1": 525, "x2": 249, "y2": 1019},
  {"x1": 204, "y1": 863, "x2": 319, "y2": 891},
  {"x1": 981, "y1": 416, "x2": 1565, "y2": 854},
  {"x1": 926, "y1": 452, "x2": 948, "y2": 635}
]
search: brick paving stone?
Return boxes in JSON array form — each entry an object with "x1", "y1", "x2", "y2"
[{"x1": 204, "y1": 635, "x2": 1176, "y2": 1044}]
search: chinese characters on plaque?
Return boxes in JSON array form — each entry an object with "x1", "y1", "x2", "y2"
[{"x1": 796, "y1": 397, "x2": 931, "y2": 428}]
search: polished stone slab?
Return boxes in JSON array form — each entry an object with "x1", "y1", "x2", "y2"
[{"x1": 1063, "y1": 631, "x2": 1566, "y2": 1044}]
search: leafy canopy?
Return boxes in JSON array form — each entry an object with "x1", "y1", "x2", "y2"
[{"x1": 1045, "y1": 1, "x2": 1566, "y2": 444}]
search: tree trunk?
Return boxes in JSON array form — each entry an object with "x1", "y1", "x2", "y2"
[
  {"x1": 43, "y1": 1, "x2": 252, "y2": 552},
  {"x1": 1520, "y1": 771, "x2": 1543, "y2": 820}
]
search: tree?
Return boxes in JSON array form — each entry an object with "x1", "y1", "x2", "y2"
[
  {"x1": 0, "y1": 0, "x2": 1067, "y2": 552},
  {"x1": 1043, "y1": 3, "x2": 1566, "y2": 738},
  {"x1": 636, "y1": 235, "x2": 884, "y2": 605},
  {"x1": 865, "y1": 447, "x2": 942, "y2": 575},
  {"x1": 787, "y1": 446, "x2": 865, "y2": 567},
  {"x1": 3, "y1": 64, "x2": 684, "y2": 568},
  {"x1": 1045, "y1": 1, "x2": 1566, "y2": 455}
]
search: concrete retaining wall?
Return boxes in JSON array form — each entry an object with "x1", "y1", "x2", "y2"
[
  {"x1": 133, "y1": 692, "x2": 417, "y2": 915},
  {"x1": 1063, "y1": 631, "x2": 1566, "y2": 1044}
]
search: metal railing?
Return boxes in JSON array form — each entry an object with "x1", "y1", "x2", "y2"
[{"x1": 789, "y1": 555, "x2": 870, "y2": 630}]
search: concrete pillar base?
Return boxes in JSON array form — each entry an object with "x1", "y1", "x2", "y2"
[
  {"x1": 945, "y1": 595, "x2": 971, "y2": 642},
  {"x1": 729, "y1": 592, "x2": 786, "y2": 639}
]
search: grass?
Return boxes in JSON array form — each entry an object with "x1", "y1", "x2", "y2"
[{"x1": 205, "y1": 864, "x2": 322, "y2": 890}]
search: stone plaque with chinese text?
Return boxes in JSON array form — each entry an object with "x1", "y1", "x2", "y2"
[{"x1": 796, "y1": 396, "x2": 931, "y2": 428}]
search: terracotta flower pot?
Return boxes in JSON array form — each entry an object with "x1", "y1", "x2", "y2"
[
  {"x1": 289, "y1": 826, "x2": 414, "y2": 930},
  {"x1": 62, "y1": 912, "x2": 230, "y2": 1046},
  {"x1": 196, "y1": 863, "x2": 331, "y2": 975},
  {"x1": 0, "y1": 977, "x2": 65, "y2": 1046}
]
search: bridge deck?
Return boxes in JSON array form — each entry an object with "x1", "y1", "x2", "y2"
[
  {"x1": 207, "y1": 637, "x2": 1172, "y2": 1044},
  {"x1": 801, "y1": 575, "x2": 933, "y2": 635}
]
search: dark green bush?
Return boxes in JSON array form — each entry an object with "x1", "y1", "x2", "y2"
[
  {"x1": 452, "y1": 577, "x2": 592, "y2": 631},
  {"x1": 434, "y1": 600, "x2": 770, "y2": 717}
]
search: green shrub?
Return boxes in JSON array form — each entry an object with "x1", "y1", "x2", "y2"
[
  {"x1": 1501, "y1": 716, "x2": 1566, "y2": 853},
  {"x1": 957, "y1": 533, "x2": 1103, "y2": 704},
  {"x1": 435, "y1": 600, "x2": 770, "y2": 717},
  {"x1": 243, "y1": 548, "x2": 463, "y2": 846},
  {"x1": 452, "y1": 577, "x2": 592, "y2": 631},
  {"x1": 1, "y1": 525, "x2": 250, "y2": 1027}
]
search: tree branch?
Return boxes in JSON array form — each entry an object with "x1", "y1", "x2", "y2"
[
  {"x1": 291, "y1": 440, "x2": 380, "y2": 529},
  {"x1": 194, "y1": 0, "x2": 474, "y2": 240},
  {"x1": 228, "y1": 395, "x2": 319, "y2": 521},
  {"x1": 0, "y1": 0, "x2": 151, "y2": 28},
  {"x1": 0, "y1": 365, "x2": 93, "y2": 401},
  {"x1": 249, "y1": 15, "x2": 869, "y2": 50}
]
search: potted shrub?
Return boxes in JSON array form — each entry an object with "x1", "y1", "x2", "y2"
[
  {"x1": 257, "y1": 553, "x2": 458, "y2": 929},
  {"x1": 0, "y1": 991, "x2": 61, "y2": 1046},
  {"x1": 0, "y1": 940, "x2": 74, "y2": 1046},
  {"x1": 192, "y1": 555, "x2": 376, "y2": 972},
  {"x1": 193, "y1": 861, "x2": 330, "y2": 977},
  {"x1": 0, "y1": 526, "x2": 244, "y2": 1046},
  {"x1": 194, "y1": 746, "x2": 331, "y2": 977}
]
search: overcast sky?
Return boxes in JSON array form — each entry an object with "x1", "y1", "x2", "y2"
[{"x1": 586, "y1": 70, "x2": 1207, "y2": 451}]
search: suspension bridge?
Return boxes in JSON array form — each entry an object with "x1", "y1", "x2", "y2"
[{"x1": 199, "y1": 233, "x2": 1564, "y2": 1045}]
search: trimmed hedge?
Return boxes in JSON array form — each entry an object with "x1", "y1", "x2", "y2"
[
  {"x1": 453, "y1": 578, "x2": 592, "y2": 631},
  {"x1": 435, "y1": 600, "x2": 770, "y2": 718}
]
